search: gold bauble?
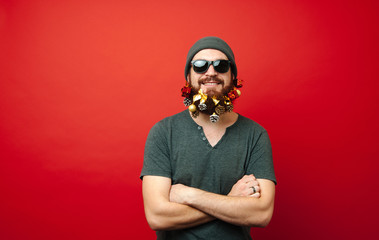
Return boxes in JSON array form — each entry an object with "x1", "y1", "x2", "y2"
[
  {"x1": 236, "y1": 89, "x2": 241, "y2": 97},
  {"x1": 188, "y1": 104, "x2": 197, "y2": 112}
]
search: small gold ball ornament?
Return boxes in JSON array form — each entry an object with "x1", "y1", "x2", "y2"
[
  {"x1": 236, "y1": 89, "x2": 241, "y2": 97},
  {"x1": 188, "y1": 104, "x2": 197, "y2": 112}
]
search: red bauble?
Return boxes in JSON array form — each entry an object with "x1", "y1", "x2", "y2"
[{"x1": 181, "y1": 85, "x2": 191, "y2": 98}]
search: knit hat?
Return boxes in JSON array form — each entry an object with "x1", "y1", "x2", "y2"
[{"x1": 184, "y1": 36, "x2": 237, "y2": 80}]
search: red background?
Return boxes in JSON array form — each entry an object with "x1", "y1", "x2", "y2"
[{"x1": 1, "y1": 0, "x2": 378, "y2": 239}]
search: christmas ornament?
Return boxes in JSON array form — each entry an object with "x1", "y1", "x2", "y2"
[
  {"x1": 210, "y1": 113, "x2": 220, "y2": 123},
  {"x1": 198, "y1": 102, "x2": 207, "y2": 111},
  {"x1": 234, "y1": 78, "x2": 244, "y2": 88},
  {"x1": 183, "y1": 98, "x2": 192, "y2": 106},
  {"x1": 188, "y1": 104, "x2": 197, "y2": 112},
  {"x1": 181, "y1": 82, "x2": 192, "y2": 98},
  {"x1": 226, "y1": 103, "x2": 234, "y2": 112},
  {"x1": 227, "y1": 87, "x2": 240, "y2": 100},
  {"x1": 211, "y1": 96, "x2": 220, "y2": 105},
  {"x1": 215, "y1": 105, "x2": 225, "y2": 115},
  {"x1": 196, "y1": 89, "x2": 208, "y2": 111}
]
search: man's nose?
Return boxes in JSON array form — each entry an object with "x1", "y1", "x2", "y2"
[{"x1": 205, "y1": 64, "x2": 217, "y2": 76}]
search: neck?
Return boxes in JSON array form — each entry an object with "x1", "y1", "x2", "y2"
[{"x1": 190, "y1": 110, "x2": 238, "y2": 128}]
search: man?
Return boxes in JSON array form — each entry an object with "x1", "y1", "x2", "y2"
[{"x1": 140, "y1": 36, "x2": 276, "y2": 239}]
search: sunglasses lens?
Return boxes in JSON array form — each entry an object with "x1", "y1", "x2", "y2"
[
  {"x1": 214, "y1": 60, "x2": 230, "y2": 73},
  {"x1": 192, "y1": 60, "x2": 209, "y2": 73}
]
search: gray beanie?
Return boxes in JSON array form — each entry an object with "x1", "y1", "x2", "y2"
[{"x1": 184, "y1": 36, "x2": 237, "y2": 80}]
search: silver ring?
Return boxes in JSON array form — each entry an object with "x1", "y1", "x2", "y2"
[{"x1": 252, "y1": 186, "x2": 256, "y2": 194}]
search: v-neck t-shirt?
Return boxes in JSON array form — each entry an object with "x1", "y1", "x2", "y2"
[{"x1": 140, "y1": 110, "x2": 276, "y2": 239}]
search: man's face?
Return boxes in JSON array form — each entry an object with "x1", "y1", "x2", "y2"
[{"x1": 188, "y1": 49, "x2": 233, "y2": 97}]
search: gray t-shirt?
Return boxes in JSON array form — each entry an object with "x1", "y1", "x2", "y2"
[{"x1": 140, "y1": 110, "x2": 276, "y2": 240}]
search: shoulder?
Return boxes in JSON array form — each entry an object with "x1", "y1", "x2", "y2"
[
  {"x1": 144, "y1": 110, "x2": 195, "y2": 153},
  {"x1": 151, "y1": 110, "x2": 190, "y2": 129},
  {"x1": 148, "y1": 110, "x2": 191, "y2": 136},
  {"x1": 234, "y1": 114, "x2": 268, "y2": 134}
]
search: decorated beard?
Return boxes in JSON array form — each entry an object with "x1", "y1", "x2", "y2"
[{"x1": 181, "y1": 78, "x2": 243, "y2": 123}]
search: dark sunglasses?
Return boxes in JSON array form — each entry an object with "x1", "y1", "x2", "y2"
[{"x1": 191, "y1": 59, "x2": 231, "y2": 74}]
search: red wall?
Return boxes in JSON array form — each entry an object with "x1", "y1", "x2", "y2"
[{"x1": 1, "y1": 0, "x2": 378, "y2": 239}]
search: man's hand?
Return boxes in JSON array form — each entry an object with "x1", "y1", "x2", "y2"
[{"x1": 228, "y1": 174, "x2": 261, "y2": 198}]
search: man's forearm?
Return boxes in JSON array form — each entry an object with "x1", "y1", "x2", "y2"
[
  {"x1": 142, "y1": 175, "x2": 214, "y2": 231},
  {"x1": 145, "y1": 200, "x2": 215, "y2": 231}
]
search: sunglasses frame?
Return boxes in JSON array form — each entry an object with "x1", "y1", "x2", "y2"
[{"x1": 191, "y1": 59, "x2": 231, "y2": 74}]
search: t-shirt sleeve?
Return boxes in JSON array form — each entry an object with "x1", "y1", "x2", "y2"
[
  {"x1": 246, "y1": 130, "x2": 277, "y2": 185},
  {"x1": 140, "y1": 121, "x2": 172, "y2": 180}
]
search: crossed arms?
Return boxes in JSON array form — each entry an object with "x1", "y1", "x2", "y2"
[{"x1": 142, "y1": 174, "x2": 275, "y2": 231}]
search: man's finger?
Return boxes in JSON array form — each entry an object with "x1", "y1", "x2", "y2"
[
  {"x1": 246, "y1": 180, "x2": 259, "y2": 188},
  {"x1": 250, "y1": 192, "x2": 261, "y2": 198},
  {"x1": 242, "y1": 175, "x2": 256, "y2": 183}
]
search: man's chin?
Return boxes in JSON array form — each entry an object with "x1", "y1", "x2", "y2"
[{"x1": 201, "y1": 87, "x2": 222, "y2": 97}]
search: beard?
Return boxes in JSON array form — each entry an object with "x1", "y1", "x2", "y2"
[{"x1": 188, "y1": 78, "x2": 235, "y2": 116}]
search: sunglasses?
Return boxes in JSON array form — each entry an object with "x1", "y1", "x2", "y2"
[{"x1": 191, "y1": 59, "x2": 231, "y2": 74}]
